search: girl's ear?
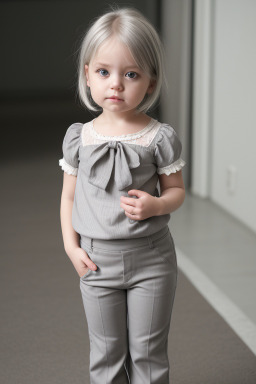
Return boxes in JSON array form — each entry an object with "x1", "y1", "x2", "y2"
[
  {"x1": 147, "y1": 79, "x2": 156, "y2": 95},
  {"x1": 84, "y1": 64, "x2": 90, "y2": 87}
]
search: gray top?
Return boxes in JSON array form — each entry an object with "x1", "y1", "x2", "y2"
[{"x1": 59, "y1": 117, "x2": 185, "y2": 240}]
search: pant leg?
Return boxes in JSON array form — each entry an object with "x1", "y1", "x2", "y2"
[
  {"x1": 79, "y1": 244, "x2": 130, "y2": 384},
  {"x1": 126, "y1": 230, "x2": 178, "y2": 384}
]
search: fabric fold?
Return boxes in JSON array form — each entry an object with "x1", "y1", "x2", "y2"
[{"x1": 87, "y1": 141, "x2": 140, "y2": 191}]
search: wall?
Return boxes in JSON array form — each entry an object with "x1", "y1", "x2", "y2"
[
  {"x1": 210, "y1": 0, "x2": 256, "y2": 232},
  {"x1": 160, "y1": 0, "x2": 193, "y2": 189},
  {"x1": 0, "y1": 0, "x2": 159, "y2": 160},
  {"x1": 0, "y1": 0, "x2": 158, "y2": 98}
]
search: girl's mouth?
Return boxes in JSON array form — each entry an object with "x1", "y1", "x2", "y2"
[{"x1": 107, "y1": 96, "x2": 124, "y2": 101}]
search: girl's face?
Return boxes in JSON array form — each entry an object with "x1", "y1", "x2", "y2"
[{"x1": 84, "y1": 37, "x2": 155, "y2": 116}]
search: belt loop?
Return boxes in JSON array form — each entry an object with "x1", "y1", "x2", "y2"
[
  {"x1": 91, "y1": 238, "x2": 94, "y2": 251},
  {"x1": 147, "y1": 235, "x2": 154, "y2": 249}
]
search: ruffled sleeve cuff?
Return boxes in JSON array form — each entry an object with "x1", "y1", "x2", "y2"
[
  {"x1": 157, "y1": 158, "x2": 186, "y2": 176},
  {"x1": 59, "y1": 158, "x2": 78, "y2": 176}
]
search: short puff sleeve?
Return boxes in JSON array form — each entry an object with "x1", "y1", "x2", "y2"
[
  {"x1": 154, "y1": 124, "x2": 186, "y2": 175},
  {"x1": 58, "y1": 123, "x2": 83, "y2": 176}
]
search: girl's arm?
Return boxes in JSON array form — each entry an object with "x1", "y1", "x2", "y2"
[
  {"x1": 60, "y1": 172, "x2": 97, "y2": 276},
  {"x1": 121, "y1": 170, "x2": 185, "y2": 220},
  {"x1": 60, "y1": 172, "x2": 80, "y2": 253},
  {"x1": 157, "y1": 170, "x2": 185, "y2": 215}
]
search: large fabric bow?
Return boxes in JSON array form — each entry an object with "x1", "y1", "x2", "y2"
[{"x1": 87, "y1": 141, "x2": 140, "y2": 191}]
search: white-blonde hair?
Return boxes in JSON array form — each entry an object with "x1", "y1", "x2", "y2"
[{"x1": 77, "y1": 7, "x2": 166, "y2": 113}]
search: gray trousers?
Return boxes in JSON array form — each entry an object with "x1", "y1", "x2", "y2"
[{"x1": 79, "y1": 225, "x2": 177, "y2": 384}]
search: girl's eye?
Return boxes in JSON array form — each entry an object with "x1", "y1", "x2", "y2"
[
  {"x1": 97, "y1": 69, "x2": 109, "y2": 77},
  {"x1": 125, "y1": 72, "x2": 137, "y2": 79}
]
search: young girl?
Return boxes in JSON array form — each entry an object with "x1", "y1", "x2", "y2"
[{"x1": 59, "y1": 7, "x2": 186, "y2": 384}]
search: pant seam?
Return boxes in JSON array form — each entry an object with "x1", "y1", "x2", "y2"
[
  {"x1": 147, "y1": 277, "x2": 156, "y2": 383},
  {"x1": 97, "y1": 296, "x2": 110, "y2": 384}
]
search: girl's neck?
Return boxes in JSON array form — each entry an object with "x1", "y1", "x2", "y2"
[{"x1": 94, "y1": 111, "x2": 151, "y2": 135}]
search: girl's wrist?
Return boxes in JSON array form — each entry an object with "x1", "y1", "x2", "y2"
[
  {"x1": 65, "y1": 245, "x2": 81, "y2": 259},
  {"x1": 156, "y1": 188, "x2": 186, "y2": 216}
]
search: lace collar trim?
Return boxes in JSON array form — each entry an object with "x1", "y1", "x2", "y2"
[{"x1": 86, "y1": 117, "x2": 158, "y2": 141}]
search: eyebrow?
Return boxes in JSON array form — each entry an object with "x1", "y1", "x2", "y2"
[{"x1": 94, "y1": 62, "x2": 140, "y2": 70}]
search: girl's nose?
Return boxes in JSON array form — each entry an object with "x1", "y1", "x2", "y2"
[{"x1": 110, "y1": 75, "x2": 124, "y2": 91}]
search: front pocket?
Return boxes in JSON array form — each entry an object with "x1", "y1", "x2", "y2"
[
  {"x1": 80, "y1": 267, "x2": 92, "y2": 280},
  {"x1": 80, "y1": 242, "x2": 95, "y2": 280},
  {"x1": 80, "y1": 241, "x2": 92, "y2": 255},
  {"x1": 153, "y1": 232, "x2": 177, "y2": 266}
]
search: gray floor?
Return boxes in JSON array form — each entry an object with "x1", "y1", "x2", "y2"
[
  {"x1": 1, "y1": 154, "x2": 256, "y2": 383},
  {"x1": 170, "y1": 192, "x2": 256, "y2": 326}
]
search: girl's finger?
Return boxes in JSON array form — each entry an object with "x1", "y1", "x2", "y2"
[
  {"x1": 125, "y1": 211, "x2": 138, "y2": 220},
  {"x1": 120, "y1": 196, "x2": 137, "y2": 206},
  {"x1": 121, "y1": 203, "x2": 137, "y2": 216},
  {"x1": 83, "y1": 253, "x2": 97, "y2": 270},
  {"x1": 126, "y1": 205, "x2": 138, "y2": 216}
]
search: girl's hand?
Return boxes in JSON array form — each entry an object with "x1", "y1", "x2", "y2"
[
  {"x1": 120, "y1": 189, "x2": 160, "y2": 221},
  {"x1": 67, "y1": 247, "x2": 97, "y2": 278}
]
